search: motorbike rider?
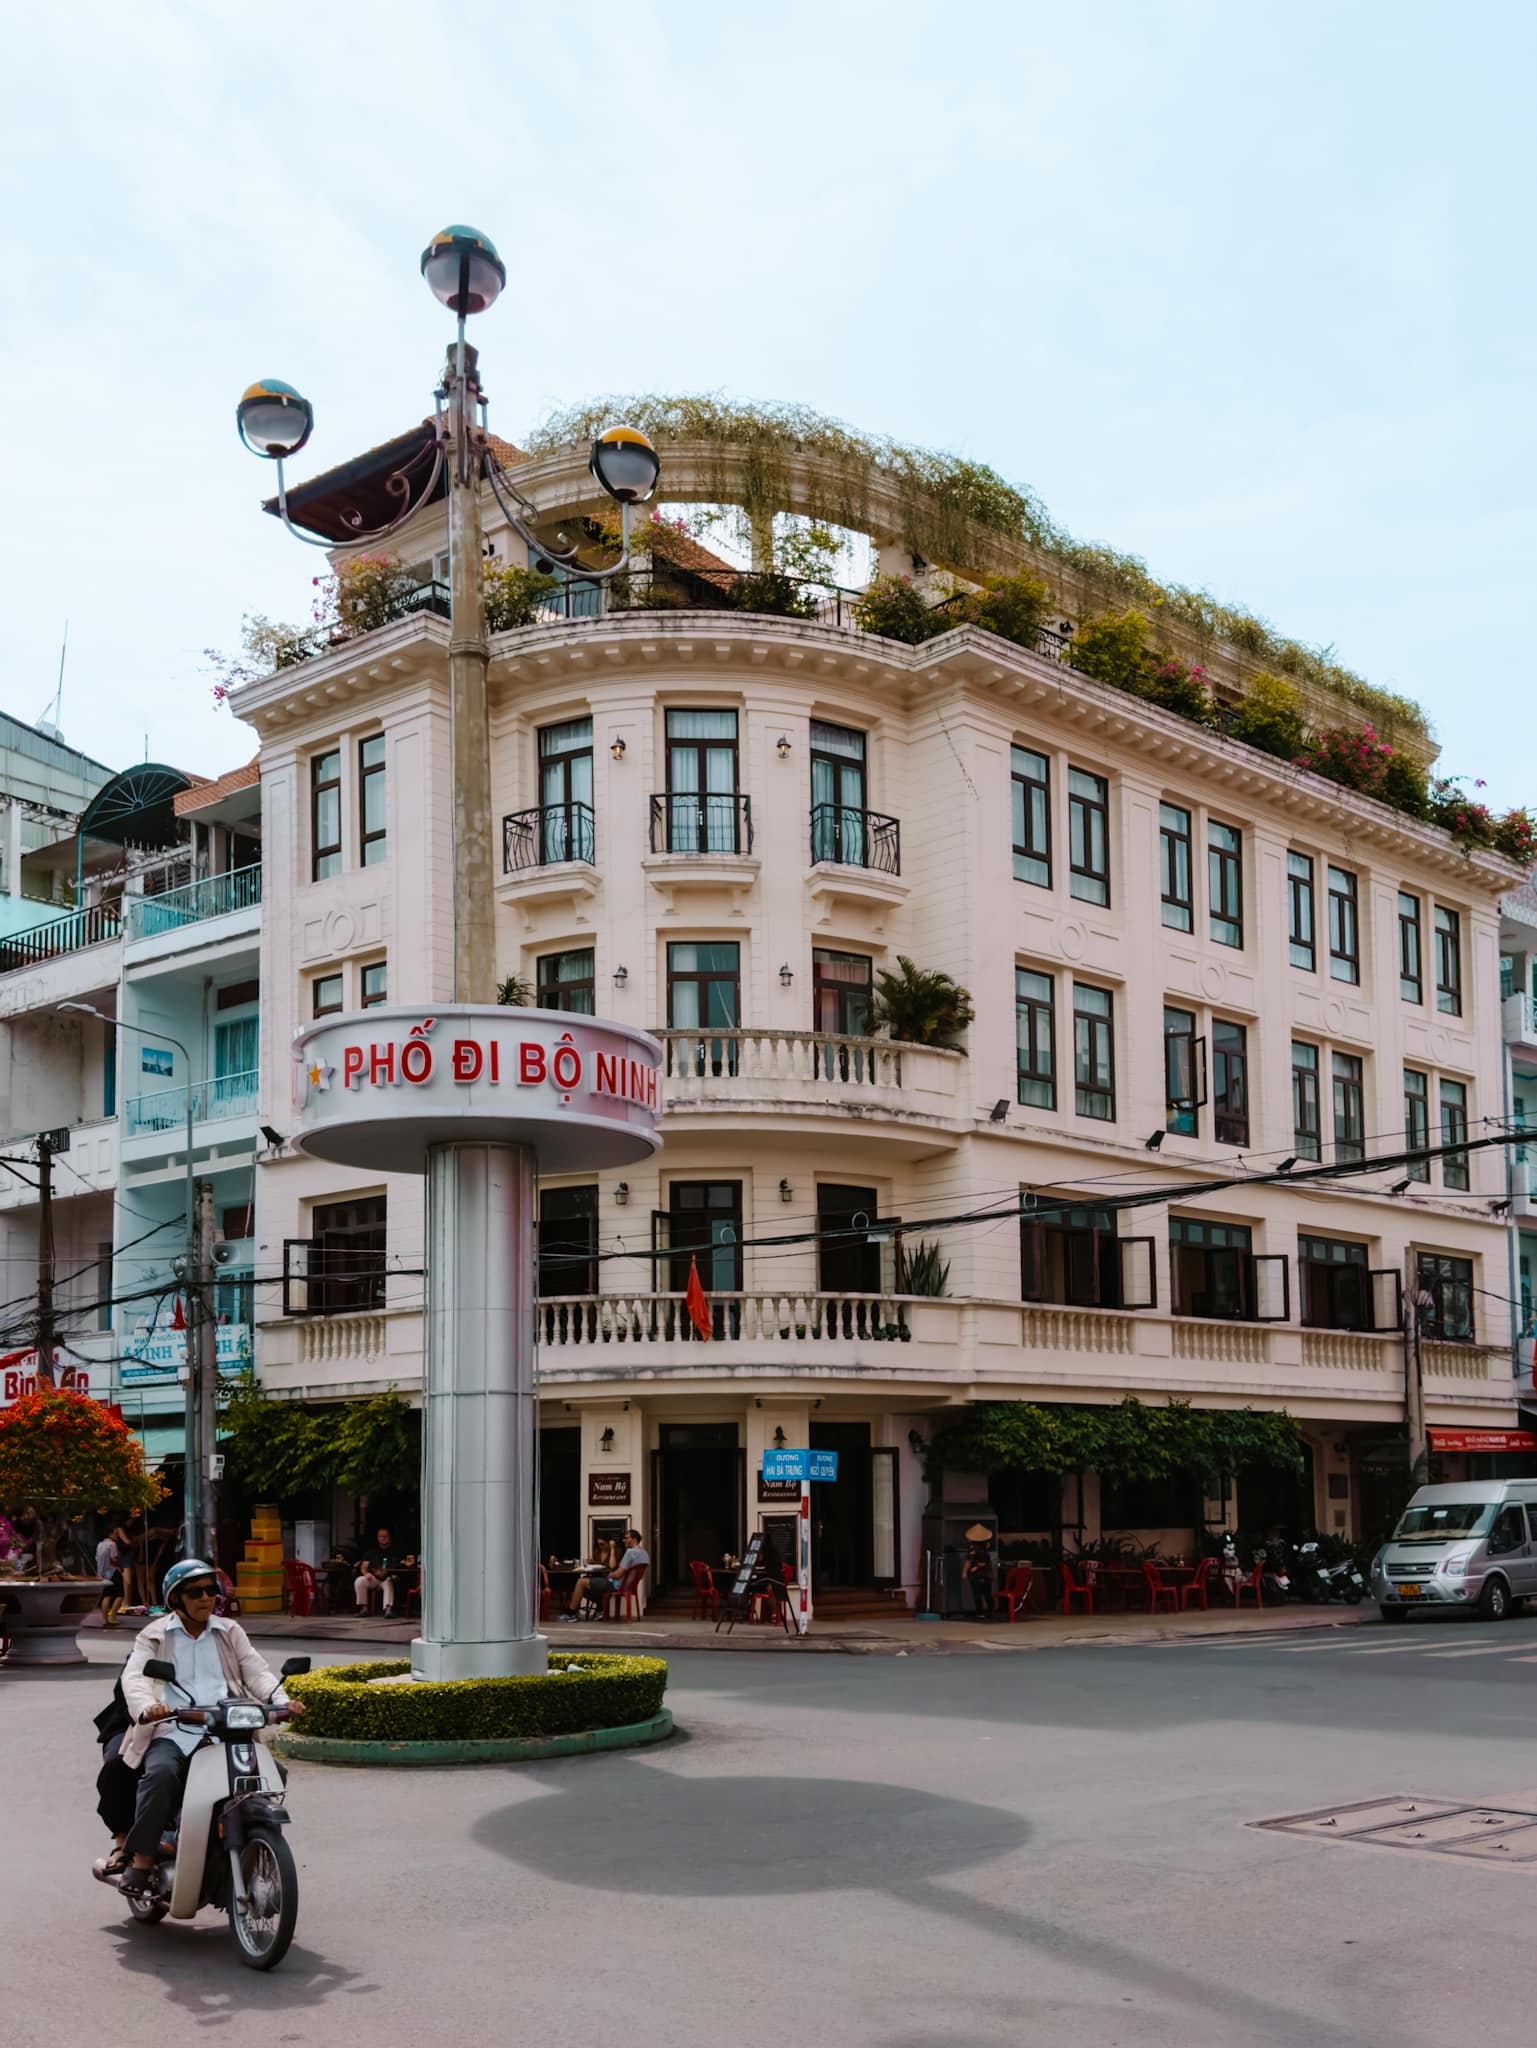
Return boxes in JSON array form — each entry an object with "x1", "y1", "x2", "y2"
[{"x1": 113, "y1": 1559, "x2": 304, "y2": 1897}]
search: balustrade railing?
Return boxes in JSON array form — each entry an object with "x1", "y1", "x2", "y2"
[
  {"x1": 658, "y1": 1028, "x2": 905, "y2": 1093},
  {"x1": 536, "y1": 1291, "x2": 912, "y2": 1349},
  {"x1": 503, "y1": 802, "x2": 596, "y2": 872},
  {"x1": 0, "y1": 901, "x2": 120, "y2": 973},
  {"x1": 127, "y1": 865, "x2": 262, "y2": 939}
]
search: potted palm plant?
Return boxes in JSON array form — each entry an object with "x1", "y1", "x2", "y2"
[{"x1": 868, "y1": 957, "x2": 975, "y2": 1049}]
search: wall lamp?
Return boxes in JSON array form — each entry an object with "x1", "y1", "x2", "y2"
[
  {"x1": 779, "y1": 962, "x2": 794, "y2": 987},
  {"x1": 779, "y1": 1178, "x2": 793, "y2": 1203},
  {"x1": 776, "y1": 736, "x2": 792, "y2": 759},
  {"x1": 612, "y1": 964, "x2": 628, "y2": 985},
  {"x1": 907, "y1": 1429, "x2": 928, "y2": 1454},
  {"x1": 1386, "y1": 1177, "x2": 1412, "y2": 1196},
  {"x1": 259, "y1": 1125, "x2": 287, "y2": 1150},
  {"x1": 1276, "y1": 1156, "x2": 1297, "y2": 1175},
  {"x1": 614, "y1": 1182, "x2": 629, "y2": 1206},
  {"x1": 772, "y1": 1426, "x2": 788, "y2": 1448},
  {"x1": 989, "y1": 1099, "x2": 1008, "y2": 1122},
  {"x1": 599, "y1": 1426, "x2": 616, "y2": 1453},
  {"x1": 611, "y1": 737, "x2": 626, "y2": 761},
  {"x1": 1145, "y1": 1130, "x2": 1166, "y2": 1151}
]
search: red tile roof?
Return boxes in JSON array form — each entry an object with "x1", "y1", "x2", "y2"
[{"x1": 174, "y1": 759, "x2": 259, "y2": 816}]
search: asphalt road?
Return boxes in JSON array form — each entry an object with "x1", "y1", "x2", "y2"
[{"x1": 6, "y1": 1614, "x2": 1537, "y2": 2048}]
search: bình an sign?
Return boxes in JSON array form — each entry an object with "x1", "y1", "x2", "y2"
[{"x1": 291, "y1": 1006, "x2": 663, "y2": 1176}]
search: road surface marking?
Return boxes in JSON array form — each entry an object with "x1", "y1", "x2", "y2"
[{"x1": 1423, "y1": 1645, "x2": 1530, "y2": 1659}]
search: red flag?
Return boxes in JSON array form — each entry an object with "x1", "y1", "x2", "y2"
[
  {"x1": 172, "y1": 1296, "x2": 186, "y2": 1331},
  {"x1": 684, "y1": 1256, "x2": 712, "y2": 1341}
]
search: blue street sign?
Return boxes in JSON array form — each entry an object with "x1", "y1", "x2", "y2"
[{"x1": 761, "y1": 1448, "x2": 839, "y2": 1484}]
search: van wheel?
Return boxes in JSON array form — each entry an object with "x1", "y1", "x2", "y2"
[
  {"x1": 1380, "y1": 1607, "x2": 1409, "y2": 1625},
  {"x1": 1478, "y1": 1577, "x2": 1511, "y2": 1622}
]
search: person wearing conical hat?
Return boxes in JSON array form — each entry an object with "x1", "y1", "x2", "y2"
[{"x1": 963, "y1": 1523, "x2": 996, "y2": 1623}]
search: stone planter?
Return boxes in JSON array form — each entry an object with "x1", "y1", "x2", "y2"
[{"x1": 0, "y1": 1578, "x2": 104, "y2": 1666}]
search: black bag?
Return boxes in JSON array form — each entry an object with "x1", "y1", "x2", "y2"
[{"x1": 93, "y1": 1676, "x2": 130, "y2": 1747}]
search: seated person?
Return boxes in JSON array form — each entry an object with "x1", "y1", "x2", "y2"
[
  {"x1": 354, "y1": 1559, "x2": 387, "y2": 1614},
  {"x1": 560, "y1": 1530, "x2": 649, "y2": 1620}
]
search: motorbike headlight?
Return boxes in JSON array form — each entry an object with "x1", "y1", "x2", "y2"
[
  {"x1": 224, "y1": 1702, "x2": 266, "y2": 1729},
  {"x1": 1440, "y1": 1557, "x2": 1468, "y2": 1576}
]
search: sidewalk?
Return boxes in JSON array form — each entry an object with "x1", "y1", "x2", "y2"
[{"x1": 237, "y1": 1601, "x2": 1373, "y2": 1657}]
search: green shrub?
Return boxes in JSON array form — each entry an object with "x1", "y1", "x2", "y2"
[
  {"x1": 1067, "y1": 609, "x2": 1152, "y2": 693},
  {"x1": 853, "y1": 574, "x2": 951, "y2": 644},
  {"x1": 484, "y1": 563, "x2": 561, "y2": 632},
  {"x1": 968, "y1": 569, "x2": 1052, "y2": 647},
  {"x1": 1223, "y1": 672, "x2": 1308, "y2": 761},
  {"x1": 285, "y1": 1654, "x2": 668, "y2": 1743}
]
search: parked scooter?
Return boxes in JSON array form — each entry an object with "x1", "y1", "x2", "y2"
[
  {"x1": 1257, "y1": 1542, "x2": 1293, "y2": 1604},
  {"x1": 109, "y1": 1654, "x2": 309, "y2": 1969},
  {"x1": 1291, "y1": 1540, "x2": 1367, "y2": 1605}
]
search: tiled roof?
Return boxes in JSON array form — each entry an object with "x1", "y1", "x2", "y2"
[{"x1": 174, "y1": 759, "x2": 259, "y2": 816}]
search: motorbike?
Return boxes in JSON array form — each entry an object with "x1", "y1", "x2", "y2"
[
  {"x1": 1257, "y1": 1543, "x2": 1293, "y2": 1604},
  {"x1": 111, "y1": 1655, "x2": 309, "y2": 1969},
  {"x1": 1291, "y1": 1540, "x2": 1367, "y2": 1605}
]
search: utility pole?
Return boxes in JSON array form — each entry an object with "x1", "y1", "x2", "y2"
[
  {"x1": 444, "y1": 339, "x2": 495, "y2": 1004},
  {"x1": 1404, "y1": 1287, "x2": 1432, "y2": 1485},
  {"x1": 196, "y1": 1179, "x2": 218, "y2": 1566},
  {"x1": 35, "y1": 1132, "x2": 55, "y2": 1387}
]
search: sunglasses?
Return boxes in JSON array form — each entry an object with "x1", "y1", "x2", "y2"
[{"x1": 181, "y1": 1584, "x2": 218, "y2": 1600}]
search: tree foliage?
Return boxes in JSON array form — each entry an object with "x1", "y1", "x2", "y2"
[
  {"x1": 218, "y1": 1387, "x2": 420, "y2": 1503},
  {"x1": 868, "y1": 956, "x2": 975, "y2": 1048},
  {"x1": 926, "y1": 1399, "x2": 1303, "y2": 1487},
  {"x1": 0, "y1": 1389, "x2": 165, "y2": 1573}
]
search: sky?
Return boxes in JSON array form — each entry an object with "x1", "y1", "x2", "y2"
[{"x1": 1, "y1": 2, "x2": 1531, "y2": 806}]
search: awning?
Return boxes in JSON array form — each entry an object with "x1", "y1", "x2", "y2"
[{"x1": 1426, "y1": 1428, "x2": 1537, "y2": 1454}]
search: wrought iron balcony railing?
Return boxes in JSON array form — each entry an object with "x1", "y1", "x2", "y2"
[
  {"x1": 648, "y1": 792, "x2": 754, "y2": 856},
  {"x1": 0, "y1": 901, "x2": 121, "y2": 974},
  {"x1": 808, "y1": 803, "x2": 901, "y2": 874},
  {"x1": 503, "y1": 802, "x2": 596, "y2": 873}
]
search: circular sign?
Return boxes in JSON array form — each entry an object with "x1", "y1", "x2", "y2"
[{"x1": 291, "y1": 1006, "x2": 663, "y2": 1174}]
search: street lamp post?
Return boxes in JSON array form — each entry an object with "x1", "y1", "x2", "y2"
[
  {"x1": 59, "y1": 1004, "x2": 204, "y2": 1558},
  {"x1": 240, "y1": 229, "x2": 663, "y2": 1681}
]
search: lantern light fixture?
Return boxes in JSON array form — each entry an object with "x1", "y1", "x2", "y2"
[
  {"x1": 779, "y1": 962, "x2": 793, "y2": 987},
  {"x1": 779, "y1": 1178, "x2": 793, "y2": 1203},
  {"x1": 235, "y1": 380, "x2": 314, "y2": 460},
  {"x1": 776, "y1": 735, "x2": 792, "y2": 759},
  {"x1": 589, "y1": 425, "x2": 661, "y2": 507},
  {"x1": 612, "y1": 964, "x2": 628, "y2": 985},
  {"x1": 419, "y1": 225, "x2": 507, "y2": 315},
  {"x1": 611, "y1": 737, "x2": 627, "y2": 761}
]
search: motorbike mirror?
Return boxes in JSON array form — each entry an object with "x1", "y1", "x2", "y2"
[
  {"x1": 143, "y1": 1657, "x2": 177, "y2": 1682},
  {"x1": 279, "y1": 1656, "x2": 311, "y2": 1678}
]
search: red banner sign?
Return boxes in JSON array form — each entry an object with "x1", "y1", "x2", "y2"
[{"x1": 1426, "y1": 1428, "x2": 1537, "y2": 1454}]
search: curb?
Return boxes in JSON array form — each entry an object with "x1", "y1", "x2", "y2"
[{"x1": 269, "y1": 1706, "x2": 674, "y2": 1766}]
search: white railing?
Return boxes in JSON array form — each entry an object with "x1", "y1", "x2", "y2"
[
  {"x1": 127, "y1": 866, "x2": 262, "y2": 941},
  {"x1": 123, "y1": 1070, "x2": 259, "y2": 1136},
  {"x1": 1301, "y1": 1331, "x2": 1396, "y2": 1373},
  {"x1": 537, "y1": 1291, "x2": 915, "y2": 1348},
  {"x1": 1020, "y1": 1307, "x2": 1135, "y2": 1356},
  {"x1": 657, "y1": 1028, "x2": 962, "y2": 1119},
  {"x1": 297, "y1": 1314, "x2": 388, "y2": 1365},
  {"x1": 1170, "y1": 1320, "x2": 1269, "y2": 1365}
]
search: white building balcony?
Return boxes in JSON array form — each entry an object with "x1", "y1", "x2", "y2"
[
  {"x1": 123, "y1": 866, "x2": 262, "y2": 963},
  {"x1": 0, "y1": 905, "x2": 121, "y2": 1018},
  {"x1": 657, "y1": 1029, "x2": 965, "y2": 1157},
  {"x1": 119, "y1": 1071, "x2": 258, "y2": 1163},
  {"x1": 1503, "y1": 991, "x2": 1537, "y2": 1052},
  {"x1": 1511, "y1": 1154, "x2": 1536, "y2": 1219}
]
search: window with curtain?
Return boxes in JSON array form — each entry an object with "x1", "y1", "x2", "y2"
[
  {"x1": 668, "y1": 942, "x2": 740, "y2": 1076},
  {"x1": 810, "y1": 721, "x2": 868, "y2": 865},
  {"x1": 213, "y1": 1015, "x2": 258, "y2": 1116},
  {"x1": 664, "y1": 709, "x2": 740, "y2": 852},
  {"x1": 538, "y1": 717, "x2": 594, "y2": 863},
  {"x1": 537, "y1": 949, "x2": 595, "y2": 1014}
]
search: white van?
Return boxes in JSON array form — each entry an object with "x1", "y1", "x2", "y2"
[{"x1": 1370, "y1": 1479, "x2": 1537, "y2": 1623}]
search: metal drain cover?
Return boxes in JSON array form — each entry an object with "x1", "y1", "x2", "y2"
[{"x1": 1253, "y1": 1795, "x2": 1537, "y2": 1864}]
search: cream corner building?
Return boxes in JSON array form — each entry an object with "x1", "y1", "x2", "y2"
[{"x1": 232, "y1": 424, "x2": 1524, "y2": 1608}]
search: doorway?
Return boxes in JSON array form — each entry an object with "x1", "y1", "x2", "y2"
[
  {"x1": 817, "y1": 1186, "x2": 881, "y2": 1294},
  {"x1": 810, "y1": 1420, "x2": 873, "y2": 1585},
  {"x1": 539, "y1": 1427, "x2": 581, "y2": 1561},
  {"x1": 657, "y1": 1422, "x2": 741, "y2": 1587}
]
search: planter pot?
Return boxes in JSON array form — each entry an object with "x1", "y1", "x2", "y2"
[{"x1": 0, "y1": 1578, "x2": 104, "y2": 1666}]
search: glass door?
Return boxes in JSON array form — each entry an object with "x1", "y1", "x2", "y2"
[
  {"x1": 538, "y1": 718, "x2": 594, "y2": 863},
  {"x1": 810, "y1": 721, "x2": 867, "y2": 865},
  {"x1": 666, "y1": 710, "x2": 739, "y2": 852},
  {"x1": 212, "y1": 1015, "x2": 258, "y2": 1118}
]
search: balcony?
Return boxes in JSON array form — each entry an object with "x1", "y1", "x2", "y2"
[
  {"x1": 537, "y1": 1290, "x2": 923, "y2": 1372},
  {"x1": 498, "y1": 802, "x2": 600, "y2": 926},
  {"x1": 1504, "y1": 992, "x2": 1537, "y2": 1052},
  {"x1": 125, "y1": 865, "x2": 262, "y2": 943},
  {"x1": 0, "y1": 902, "x2": 120, "y2": 975},
  {"x1": 657, "y1": 1028, "x2": 964, "y2": 1156},
  {"x1": 644, "y1": 793, "x2": 759, "y2": 912},
  {"x1": 0, "y1": 1118, "x2": 117, "y2": 1212},
  {"x1": 122, "y1": 1070, "x2": 258, "y2": 1142},
  {"x1": 808, "y1": 803, "x2": 900, "y2": 875}
]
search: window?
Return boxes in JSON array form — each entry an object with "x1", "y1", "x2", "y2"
[
  {"x1": 1159, "y1": 803, "x2": 1192, "y2": 931},
  {"x1": 97, "y1": 1241, "x2": 113, "y2": 1332},
  {"x1": 102, "y1": 1020, "x2": 116, "y2": 1118},
  {"x1": 359, "y1": 734, "x2": 386, "y2": 865},
  {"x1": 1072, "y1": 982, "x2": 1115, "y2": 1120},
  {"x1": 664, "y1": 709, "x2": 741, "y2": 853},
  {"x1": 1416, "y1": 1252, "x2": 1473, "y2": 1342},
  {"x1": 1404, "y1": 1067, "x2": 1430, "y2": 1181},
  {"x1": 812, "y1": 950, "x2": 872, "y2": 1037},
  {"x1": 1298, "y1": 1235, "x2": 1369, "y2": 1330},
  {"x1": 537, "y1": 948, "x2": 595, "y2": 1015},
  {"x1": 537, "y1": 1185, "x2": 597, "y2": 1298},
  {"x1": 1434, "y1": 905, "x2": 1462, "y2": 1016},
  {"x1": 810, "y1": 721, "x2": 869, "y2": 865},
  {"x1": 667, "y1": 942, "x2": 740, "y2": 1075},
  {"x1": 360, "y1": 962, "x2": 387, "y2": 1009},
  {"x1": 1440, "y1": 1077, "x2": 1469, "y2": 1191},
  {"x1": 1287, "y1": 853, "x2": 1316, "y2": 971},
  {"x1": 1207, "y1": 821, "x2": 1243, "y2": 948},
  {"x1": 1164, "y1": 1006, "x2": 1200, "y2": 1137},
  {"x1": 1015, "y1": 969, "x2": 1056, "y2": 1110},
  {"x1": 1398, "y1": 893, "x2": 1422, "y2": 1004},
  {"x1": 212, "y1": 1015, "x2": 258, "y2": 1116},
  {"x1": 665, "y1": 1180, "x2": 743, "y2": 1298},
  {"x1": 1067, "y1": 769, "x2": 1109, "y2": 906},
  {"x1": 1170, "y1": 1216, "x2": 1253, "y2": 1321},
  {"x1": 312, "y1": 973, "x2": 343, "y2": 1019},
  {"x1": 1292, "y1": 1042, "x2": 1321, "y2": 1161},
  {"x1": 538, "y1": 717, "x2": 595, "y2": 864},
  {"x1": 1021, "y1": 1203, "x2": 1155, "y2": 1310},
  {"x1": 1011, "y1": 747, "x2": 1051, "y2": 889},
  {"x1": 311, "y1": 749, "x2": 341, "y2": 881},
  {"x1": 307, "y1": 1195, "x2": 386, "y2": 1315},
  {"x1": 1327, "y1": 865, "x2": 1359, "y2": 983},
  {"x1": 1212, "y1": 1018, "x2": 1249, "y2": 1147},
  {"x1": 1332, "y1": 1052, "x2": 1364, "y2": 1164}
]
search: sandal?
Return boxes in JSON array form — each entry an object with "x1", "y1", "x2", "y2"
[{"x1": 92, "y1": 1847, "x2": 129, "y2": 1884}]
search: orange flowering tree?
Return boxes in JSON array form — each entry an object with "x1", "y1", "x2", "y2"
[{"x1": 0, "y1": 1388, "x2": 164, "y2": 1575}]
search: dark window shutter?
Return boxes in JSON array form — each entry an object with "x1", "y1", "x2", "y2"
[{"x1": 1020, "y1": 1218, "x2": 1046, "y2": 1302}]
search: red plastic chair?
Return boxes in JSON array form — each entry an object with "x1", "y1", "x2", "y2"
[
  {"x1": 281, "y1": 1559, "x2": 311, "y2": 1618},
  {"x1": 1143, "y1": 1561, "x2": 1179, "y2": 1614},
  {"x1": 1233, "y1": 1560, "x2": 1264, "y2": 1608},
  {"x1": 1060, "y1": 1560, "x2": 1095, "y2": 1615},
  {"x1": 689, "y1": 1560, "x2": 718, "y2": 1621},
  {"x1": 996, "y1": 1564, "x2": 1034, "y2": 1622},
  {"x1": 605, "y1": 1566, "x2": 646, "y2": 1621},
  {"x1": 1180, "y1": 1558, "x2": 1213, "y2": 1611}
]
